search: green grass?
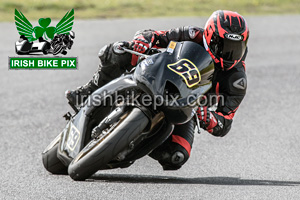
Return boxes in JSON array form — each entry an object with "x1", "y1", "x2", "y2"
[{"x1": 1, "y1": 0, "x2": 300, "y2": 21}]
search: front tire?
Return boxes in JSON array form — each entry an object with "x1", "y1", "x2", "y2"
[
  {"x1": 68, "y1": 108, "x2": 149, "y2": 181},
  {"x1": 52, "y1": 44, "x2": 63, "y2": 55}
]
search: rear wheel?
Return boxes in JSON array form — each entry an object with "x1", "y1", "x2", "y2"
[
  {"x1": 42, "y1": 133, "x2": 68, "y2": 175},
  {"x1": 68, "y1": 107, "x2": 149, "y2": 181},
  {"x1": 42, "y1": 42, "x2": 51, "y2": 55}
]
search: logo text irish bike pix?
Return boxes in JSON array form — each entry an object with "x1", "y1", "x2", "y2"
[{"x1": 9, "y1": 9, "x2": 77, "y2": 69}]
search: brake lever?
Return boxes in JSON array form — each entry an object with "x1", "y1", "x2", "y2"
[{"x1": 119, "y1": 46, "x2": 150, "y2": 59}]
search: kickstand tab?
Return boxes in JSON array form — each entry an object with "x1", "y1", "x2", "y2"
[
  {"x1": 194, "y1": 114, "x2": 201, "y2": 134},
  {"x1": 63, "y1": 112, "x2": 72, "y2": 121}
]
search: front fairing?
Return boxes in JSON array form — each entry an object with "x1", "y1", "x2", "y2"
[
  {"x1": 134, "y1": 41, "x2": 213, "y2": 98},
  {"x1": 133, "y1": 41, "x2": 214, "y2": 124}
]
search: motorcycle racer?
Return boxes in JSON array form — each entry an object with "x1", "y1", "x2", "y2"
[{"x1": 66, "y1": 10, "x2": 249, "y2": 170}]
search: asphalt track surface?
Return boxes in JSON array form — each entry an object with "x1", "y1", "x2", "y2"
[{"x1": 0, "y1": 15, "x2": 300, "y2": 200}]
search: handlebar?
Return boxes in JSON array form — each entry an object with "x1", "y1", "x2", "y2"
[
  {"x1": 121, "y1": 47, "x2": 150, "y2": 59},
  {"x1": 113, "y1": 42, "x2": 160, "y2": 60}
]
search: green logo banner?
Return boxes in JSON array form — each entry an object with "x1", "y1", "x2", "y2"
[{"x1": 9, "y1": 57, "x2": 77, "y2": 69}]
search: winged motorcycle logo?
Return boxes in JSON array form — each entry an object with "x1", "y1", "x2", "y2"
[
  {"x1": 10, "y1": 9, "x2": 77, "y2": 70},
  {"x1": 14, "y1": 9, "x2": 75, "y2": 55}
]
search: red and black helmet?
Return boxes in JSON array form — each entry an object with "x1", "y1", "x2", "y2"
[{"x1": 203, "y1": 10, "x2": 249, "y2": 70}]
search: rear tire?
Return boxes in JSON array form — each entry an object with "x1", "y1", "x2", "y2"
[
  {"x1": 42, "y1": 134, "x2": 68, "y2": 175},
  {"x1": 42, "y1": 42, "x2": 51, "y2": 55},
  {"x1": 68, "y1": 108, "x2": 149, "y2": 181}
]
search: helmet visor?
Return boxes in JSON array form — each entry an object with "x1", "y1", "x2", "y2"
[{"x1": 210, "y1": 34, "x2": 247, "y2": 62}]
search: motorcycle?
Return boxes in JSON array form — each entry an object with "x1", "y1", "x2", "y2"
[
  {"x1": 42, "y1": 41, "x2": 214, "y2": 181},
  {"x1": 50, "y1": 31, "x2": 75, "y2": 55}
]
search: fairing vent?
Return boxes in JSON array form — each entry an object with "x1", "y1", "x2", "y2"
[{"x1": 164, "y1": 81, "x2": 181, "y2": 99}]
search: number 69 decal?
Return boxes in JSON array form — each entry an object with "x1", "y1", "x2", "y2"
[
  {"x1": 167, "y1": 59, "x2": 201, "y2": 88},
  {"x1": 66, "y1": 123, "x2": 80, "y2": 151}
]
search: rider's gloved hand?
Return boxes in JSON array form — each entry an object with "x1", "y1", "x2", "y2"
[
  {"x1": 196, "y1": 106, "x2": 218, "y2": 134},
  {"x1": 131, "y1": 30, "x2": 155, "y2": 66}
]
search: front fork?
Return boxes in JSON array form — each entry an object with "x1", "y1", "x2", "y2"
[{"x1": 91, "y1": 106, "x2": 126, "y2": 139}]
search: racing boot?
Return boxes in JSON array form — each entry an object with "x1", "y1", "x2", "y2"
[
  {"x1": 65, "y1": 41, "x2": 133, "y2": 107},
  {"x1": 65, "y1": 80, "x2": 98, "y2": 107}
]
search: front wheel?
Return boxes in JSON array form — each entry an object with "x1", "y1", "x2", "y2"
[
  {"x1": 52, "y1": 44, "x2": 63, "y2": 55},
  {"x1": 68, "y1": 107, "x2": 149, "y2": 181}
]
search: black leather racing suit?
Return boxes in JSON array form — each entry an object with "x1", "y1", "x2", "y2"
[{"x1": 88, "y1": 26, "x2": 247, "y2": 170}]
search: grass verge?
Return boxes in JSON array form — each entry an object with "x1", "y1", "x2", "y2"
[{"x1": 1, "y1": 0, "x2": 300, "y2": 21}]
